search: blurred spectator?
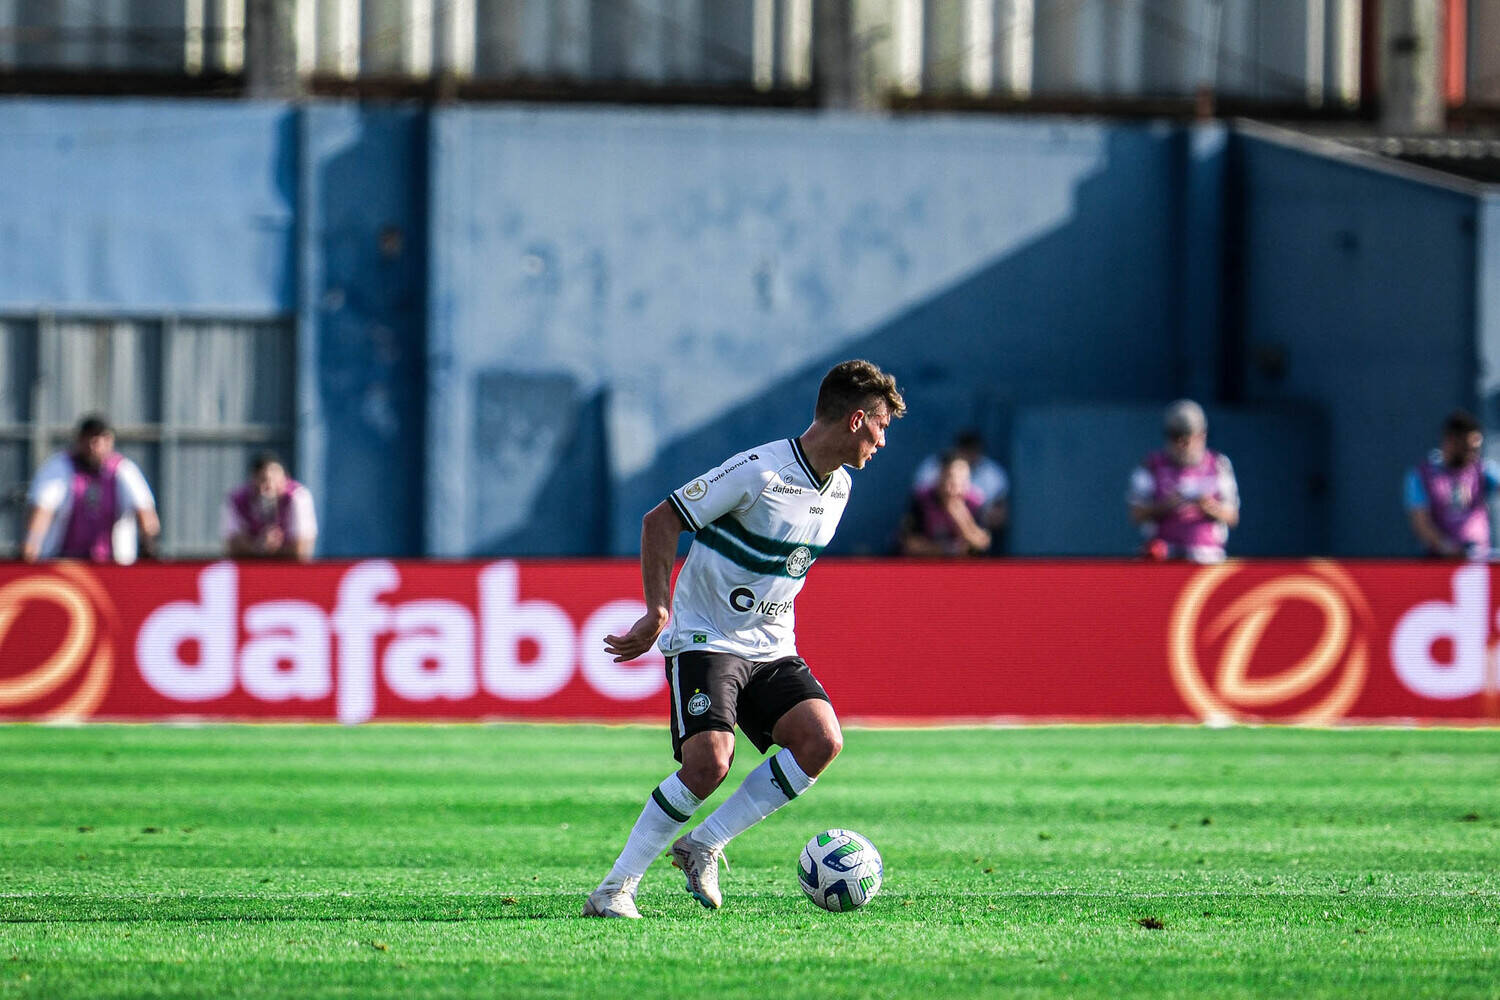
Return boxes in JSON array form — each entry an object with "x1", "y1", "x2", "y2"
[
  {"x1": 1127, "y1": 400, "x2": 1239, "y2": 563},
  {"x1": 21, "y1": 414, "x2": 159, "y2": 563},
  {"x1": 222, "y1": 452, "x2": 317, "y2": 562},
  {"x1": 1404, "y1": 410, "x2": 1500, "y2": 559},
  {"x1": 911, "y1": 429, "x2": 1008, "y2": 533},
  {"x1": 900, "y1": 452, "x2": 992, "y2": 556}
]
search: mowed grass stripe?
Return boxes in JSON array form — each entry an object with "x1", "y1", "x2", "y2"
[{"x1": 1, "y1": 724, "x2": 1498, "y2": 999}]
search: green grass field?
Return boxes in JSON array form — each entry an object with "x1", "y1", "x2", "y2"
[{"x1": 2, "y1": 723, "x2": 1498, "y2": 999}]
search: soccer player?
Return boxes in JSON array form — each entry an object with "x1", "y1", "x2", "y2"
[{"x1": 583, "y1": 359, "x2": 906, "y2": 918}]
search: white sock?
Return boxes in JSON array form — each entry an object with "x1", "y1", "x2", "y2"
[
  {"x1": 693, "y1": 748, "x2": 816, "y2": 851},
  {"x1": 604, "y1": 773, "x2": 703, "y2": 885}
]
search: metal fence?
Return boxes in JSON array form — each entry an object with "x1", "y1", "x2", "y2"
[
  {"x1": 8, "y1": 0, "x2": 1493, "y2": 109},
  {"x1": 0, "y1": 313, "x2": 295, "y2": 559}
]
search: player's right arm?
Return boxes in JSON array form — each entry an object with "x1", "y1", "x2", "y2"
[{"x1": 603, "y1": 500, "x2": 689, "y2": 662}]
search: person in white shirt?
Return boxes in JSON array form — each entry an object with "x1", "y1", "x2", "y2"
[
  {"x1": 221, "y1": 452, "x2": 317, "y2": 562},
  {"x1": 22, "y1": 414, "x2": 159, "y2": 564},
  {"x1": 911, "y1": 429, "x2": 1008, "y2": 534}
]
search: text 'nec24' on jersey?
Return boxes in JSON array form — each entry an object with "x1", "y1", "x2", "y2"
[{"x1": 660, "y1": 437, "x2": 852, "y2": 660}]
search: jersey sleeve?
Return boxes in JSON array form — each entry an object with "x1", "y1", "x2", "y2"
[
  {"x1": 218, "y1": 495, "x2": 243, "y2": 542},
  {"x1": 1403, "y1": 468, "x2": 1429, "y2": 510},
  {"x1": 26, "y1": 454, "x2": 70, "y2": 511},
  {"x1": 1215, "y1": 454, "x2": 1239, "y2": 509},
  {"x1": 116, "y1": 459, "x2": 156, "y2": 512},
  {"x1": 1125, "y1": 465, "x2": 1154, "y2": 506},
  {"x1": 289, "y1": 485, "x2": 318, "y2": 541},
  {"x1": 667, "y1": 451, "x2": 766, "y2": 532}
]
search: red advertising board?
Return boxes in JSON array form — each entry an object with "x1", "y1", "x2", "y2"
[{"x1": 1, "y1": 558, "x2": 1497, "y2": 724}]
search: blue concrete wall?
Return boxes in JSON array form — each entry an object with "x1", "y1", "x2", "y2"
[
  {"x1": 3, "y1": 101, "x2": 1492, "y2": 559},
  {"x1": 0, "y1": 99, "x2": 295, "y2": 313},
  {"x1": 1010, "y1": 402, "x2": 1328, "y2": 557},
  {"x1": 427, "y1": 110, "x2": 1211, "y2": 556},
  {"x1": 297, "y1": 104, "x2": 427, "y2": 556},
  {"x1": 1233, "y1": 130, "x2": 1484, "y2": 556}
]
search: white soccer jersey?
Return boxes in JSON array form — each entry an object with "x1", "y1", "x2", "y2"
[{"x1": 659, "y1": 437, "x2": 852, "y2": 660}]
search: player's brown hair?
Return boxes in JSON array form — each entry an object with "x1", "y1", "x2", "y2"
[{"x1": 814, "y1": 360, "x2": 907, "y2": 423}]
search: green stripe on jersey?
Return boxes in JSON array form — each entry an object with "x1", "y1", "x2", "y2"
[
  {"x1": 651, "y1": 786, "x2": 692, "y2": 823},
  {"x1": 695, "y1": 525, "x2": 790, "y2": 576},
  {"x1": 713, "y1": 515, "x2": 826, "y2": 560}
]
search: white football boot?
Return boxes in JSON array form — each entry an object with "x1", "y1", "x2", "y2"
[
  {"x1": 671, "y1": 833, "x2": 729, "y2": 910},
  {"x1": 581, "y1": 876, "x2": 642, "y2": 918}
]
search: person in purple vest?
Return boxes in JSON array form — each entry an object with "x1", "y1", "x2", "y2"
[
  {"x1": 1126, "y1": 399, "x2": 1240, "y2": 563},
  {"x1": 899, "y1": 451, "x2": 993, "y2": 556},
  {"x1": 221, "y1": 451, "x2": 318, "y2": 562},
  {"x1": 1404, "y1": 410, "x2": 1500, "y2": 559},
  {"x1": 22, "y1": 414, "x2": 160, "y2": 564}
]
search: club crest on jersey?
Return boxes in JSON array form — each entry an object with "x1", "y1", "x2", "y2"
[
  {"x1": 786, "y1": 545, "x2": 813, "y2": 578},
  {"x1": 684, "y1": 479, "x2": 707, "y2": 501},
  {"x1": 687, "y1": 692, "x2": 712, "y2": 716}
]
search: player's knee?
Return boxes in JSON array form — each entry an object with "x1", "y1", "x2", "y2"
[
  {"x1": 792, "y1": 729, "x2": 841, "y2": 776},
  {"x1": 679, "y1": 744, "x2": 734, "y2": 797}
]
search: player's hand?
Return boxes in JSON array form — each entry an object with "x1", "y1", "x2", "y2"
[{"x1": 604, "y1": 608, "x2": 669, "y2": 663}]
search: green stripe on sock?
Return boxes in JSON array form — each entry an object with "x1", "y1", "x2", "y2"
[
  {"x1": 651, "y1": 786, "x2": 692, "y2": 823},
  {"x1": 769, "y1": 754, "x2": 798, "y2": 801}
]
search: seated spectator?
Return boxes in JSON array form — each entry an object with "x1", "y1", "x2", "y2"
[
  {"x1": 1127, "y1": 400, "x2": 1239, "y2": 563},
  {"x1": 912, "y1": 429, "x2": 1008, "y2": 532},
  {"x1": 22, "y1": 413, "x2": 159, "y2": 564},
  {"x1": 222, "y1": 452, "x2": 317, "y2": 561},
  {"x1": 1404, "y1": 409, "x2": 1500, "y2": 559},
  {"x1": 900, "y1": 452, "x2": 992, "y2": 556}
]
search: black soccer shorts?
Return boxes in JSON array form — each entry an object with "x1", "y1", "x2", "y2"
[{"x1": 664, "y1": 650, "x2": 831, "y2": 762}]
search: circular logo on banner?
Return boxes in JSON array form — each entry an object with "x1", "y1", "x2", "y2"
[
  {"x1": 0, "y1": 564, "x2": 118, "y2": 721},
  {"x1": 1168, "y1": 560, "x2": 1371, "y2": 725},
  {"x1": 785, "y1": 546, "x2": 813, "y2": 579}
]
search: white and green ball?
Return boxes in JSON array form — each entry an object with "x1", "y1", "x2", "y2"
[{"x1": 798, "y1": 829, "x2": 883, "y2": 912}]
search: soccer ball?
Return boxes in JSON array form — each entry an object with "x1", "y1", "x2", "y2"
[{"x1": 798, "y1": 829, "x2": 883, "y2": 912}]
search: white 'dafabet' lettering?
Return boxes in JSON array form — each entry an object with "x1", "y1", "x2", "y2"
[
  {"x1": 580, "y1": 600, "x2": 665, "y2": 700},
  {"x1": 136, "y1": 561, "x2": 238, "y2": 701},
  {"x1": 478, "y1": 562, "x2": 576, "y2": 702},
  {"x1": 385, "y1": 599, "x2": 476, "y2": 702},
  {"x1": 1390, "y1": 563, "x2": 1489, "y2": 700},
  {"x1": 241, "y1": 600, "x2": 330, "y2": 702},
  {"x1": 134, "y1": 560, "x2": 665, "y2": 723}
]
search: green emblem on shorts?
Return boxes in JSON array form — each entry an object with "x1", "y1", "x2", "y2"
[{"x1": 693, "y1": 633, "x2": 707, "y2": 644}]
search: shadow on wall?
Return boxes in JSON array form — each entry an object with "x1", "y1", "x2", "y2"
[
  {"x1": 472, "y1": 375, "x2": 611, "y2": 556},
  {"x1": 611, "y1": 128, "x2": 1198, "y2": 556},
  {"x1": 312, "y1": 109, "x2": 428, "y2": 556}
]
